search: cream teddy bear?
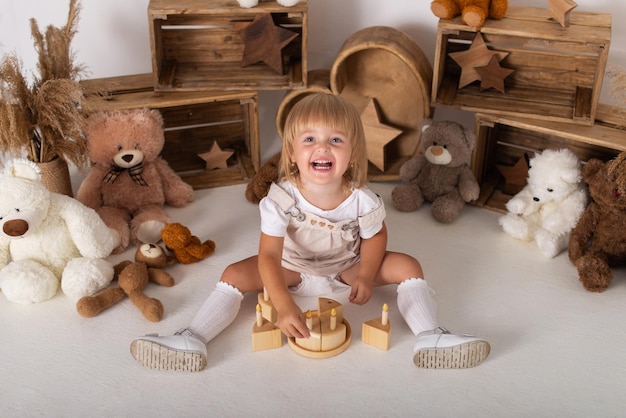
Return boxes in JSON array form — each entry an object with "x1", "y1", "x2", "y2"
[
  {"x1": 0, "y1": 159, "x2": 116, "y2": 303},
  {"x1": 499, "y1": 148, "x2": 588, "y2": 258}
]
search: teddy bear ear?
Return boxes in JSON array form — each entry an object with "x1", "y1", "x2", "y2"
[
  {"x1": 420, "y1": 118, "x2": 434, "y2": 133},
  {"x1": 561, "y1": 168, "x2": 582, "y2": 184},
  {"x1": 4, "y1": 158, "x2": 42, "y2": 182}
]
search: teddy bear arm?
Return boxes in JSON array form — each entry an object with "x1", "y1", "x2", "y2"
[
  {"x1": 153, "y1": 158, "x2": 195, "y2": 207},
  {"x1": 56, "y1": 195, "x2": 117, "y2": 258},
  {"x1": 399, "y1": 155, "x2": 426, "y2": 181},
  {"x1": 76, "y1": 287, "x2": 126, "y2": 318},
  {"x1": 542, "y1": 191, "x2": 588, "y2": 233},
  {"x1": 505, "y1": 187, "x2": 535, "y2": 215},
  {"x1": 187, "y1": 239, "x2": 217, "y2": 259},
  {"x1": 76, "y1": 169, "x2": 105, "y2": 210},
  {"x1": 568, "y1": 205, "x2": 598, "y2": 262},
  {"x1": 0, "y1": 239, "x2": 10, "y2": 268},
  {"x1": 458, "y1": 168, "x2": 480, "y2": 202},
  {"x1": 148, "y1": 267, "x2": 175, "y2": 287}
]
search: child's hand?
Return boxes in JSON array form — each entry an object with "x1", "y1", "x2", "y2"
[
  {"x1": 277, "y1": 302, "x2": 310, "y2": 339},
  {"x1": 349, "y1": 276, "x2": 373, "y2": 305}
]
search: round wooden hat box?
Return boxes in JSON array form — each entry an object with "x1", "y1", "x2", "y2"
[
  {"x1": 275, "y1": 69, "x2": 332, "y2": 138},
  {"x1": 330, "y1": 26, "x2": 433, "y2": 180}
]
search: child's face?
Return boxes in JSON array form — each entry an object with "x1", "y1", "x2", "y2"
[{"x1": 290, "y1": 125, "x2": 352, "y2": 189}]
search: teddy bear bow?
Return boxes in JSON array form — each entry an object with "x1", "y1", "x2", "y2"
[{"x1": 103, "y1": 161, "x2": 148, "y2": 186}]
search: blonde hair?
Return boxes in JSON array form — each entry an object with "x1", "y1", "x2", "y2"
[{"x1": 280, "y1": 93, "x2": 368, "y2": 189}]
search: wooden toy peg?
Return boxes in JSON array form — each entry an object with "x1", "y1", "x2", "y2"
[
  {"x1": 257, "y1": 290, "x2": 277, "y2": 324},
  {"x1": 362, "y1": 303, "x2": 392, "y2": 351},
  {"x1": 252, "y1": 304, "x2": 282, "y2": 352}
]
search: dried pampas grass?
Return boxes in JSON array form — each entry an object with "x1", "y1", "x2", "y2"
[{"x1": 0, "y1": 0, "x2": 88, "y2": 168}]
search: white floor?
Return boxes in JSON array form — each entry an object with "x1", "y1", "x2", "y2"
[{"x1": 2, "y1": 181, "x2": 626, "y2": 417}]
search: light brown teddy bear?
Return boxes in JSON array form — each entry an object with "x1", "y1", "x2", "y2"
[
  {"x1": 430, "y1": 0, "x2": 508, "y2": 29},
  {"x1": 391, "y1": 119, "x2": 479, "y2": 223},
  {"x1": 76, "y1": 243, "x2": 176, "y2": 321},
  {"x1": 161, "y1": 223, "x2": 216, "y2": 264},
  {"x1": 77, "y1": 108, "x2": 195, "y2": 254},
  {"x1": 568, "y1": 153, "x2": 626, "y2": 292}
]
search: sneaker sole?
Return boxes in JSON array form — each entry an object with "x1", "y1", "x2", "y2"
[
  {"x1": 130, "y1": 339, "x2": 207, "y2": 372},
  {"x1": 413, "y1": 340, "x2": 490, "y2": 369}
]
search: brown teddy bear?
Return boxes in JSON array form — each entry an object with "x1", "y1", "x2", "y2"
[
  {"x1": 245, "y1": 151, "x2": 281, "y2": 204},
  {"x1": 391, "y1": 118, "x2": 479, "y2": 223},
  {"x1": 568, "y1": 153, "x2": 626, "y2": 292},
  {"x1": 77, "y1": 108, "x2": 195, "y2": 253},
  {"x1": 161, "y1": 222, "x2": 216, "y2": 264},
  {"x1": 76, "y1": 243, "x2": 176, "y2": 321},
  {"x1": 430, "y1": 0, "x2": 508, "y2": 29}
]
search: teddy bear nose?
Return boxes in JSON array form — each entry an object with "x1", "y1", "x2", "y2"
[
  {"x1": 430, "y1": 146, "x2": 443, "y2": 156},
  {"x1": 3, "y1": 219, "x2": 28, "y2": 237},
  {"x1": 533, "y1": 197, "x2": 540, "y2": 202},
  {"x1": 122, "y1": 154, "x2": 134, "y2": 163}
]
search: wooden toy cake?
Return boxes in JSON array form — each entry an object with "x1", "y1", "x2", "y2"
[{"x1": 287, "y1": 297, "x2": 352, "y2": 359}]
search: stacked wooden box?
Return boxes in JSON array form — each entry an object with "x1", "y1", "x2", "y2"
[
  {"x1": 432, "y1": 6, "x2": 621, "y2": 212},
  {"x1": 83, "y1": 0, "x2": 309, "y2": 189}
]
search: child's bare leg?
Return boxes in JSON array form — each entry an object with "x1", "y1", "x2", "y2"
[{"x1": 130, "y1": 256, "x2": 262, "y2": 372}]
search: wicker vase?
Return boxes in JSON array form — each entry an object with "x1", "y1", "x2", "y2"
[{"x1": 37, "y1": 157, "x2": 73, "y2": 197}]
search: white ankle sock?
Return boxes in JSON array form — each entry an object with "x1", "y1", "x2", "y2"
[
  {"x1": 188, "y1": 281, "x2": 244, "y2": 344},
  {"x1": 397, "y1": 278, "x2": 439, "y2": 336}
]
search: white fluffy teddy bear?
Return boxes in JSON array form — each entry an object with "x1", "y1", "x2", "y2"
[
  {"x1": 0, "y1": 159, "x2": 116, "y2": 304},
  {"x1": 237, "y1": 0, "x2": 300, "y2": 8},
  {"x1": 499, "y1": 148, "x2": 588, "y2": 258}
]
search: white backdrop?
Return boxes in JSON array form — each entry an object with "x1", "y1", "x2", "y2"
[{"x1": 0, "y1": 0, "x2": 623, "y2": 159}]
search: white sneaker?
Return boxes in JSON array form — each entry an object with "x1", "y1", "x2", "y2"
[
  {"x1": 413, "y1": 327, "x2": 490, "y2": 369},
  {"x1": 130, "y1": 329, "x2": 207, "y2": 372}
]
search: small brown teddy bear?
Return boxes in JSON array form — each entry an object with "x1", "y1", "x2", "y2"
[
  {"x1": 76, "y1": 243, "x2": 176, "y2": 321},
  {"x1": 245, "y1": 152, "x2": 282, "y2": 204},
  {"x1": 568, "y1": 153, "x2": 626, "y2": 292},
  {"x1": 161, "y1": 223, "x2": 216, "y2": 264},
  {"x1": 391, "y1": 118, "x2": 479, "y2": 223},
  {"x1": 430, "y1": 0, "x2": 508, "y2": 29},
  {"x1": 77, "y1": 108, "x2": 195, "y2": 254}
]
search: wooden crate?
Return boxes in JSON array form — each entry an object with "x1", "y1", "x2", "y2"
[
  {"x1": 148, "y1": 0, "x2": 307, "y2": 92},
  {"x1": 473, "y1": 104, "x2": 626, "y2": 212},
  {"x1": 432, "y1": 7, "x2": 611, "y2": 125},
  {"x1": 81, "y1": 74, "x2": 260, "y2": 190}
]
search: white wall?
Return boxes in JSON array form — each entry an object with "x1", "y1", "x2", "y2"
[{"x1": 1, "y1": 0, "x2": 623, "y2": 160}]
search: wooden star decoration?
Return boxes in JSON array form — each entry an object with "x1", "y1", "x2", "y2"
[
  {"x1": 496, "y1": 154, "x2": 529, "y2": 195},
  {"x1": 475, "y1": 55, "x2": 515, "y2": 93},
  {"x1": 232, "y1": 13, "x2": 299, "y2": 75},
  {"x1": 360, "y1": 98, "x2": 403, "y2": 172},
  {"x1": 198, "y1": 142, "x2": 234, "y2": 171},
  {"x1": 548, "y1": 0, "x2": 578, "y2": 28},
  {"x1": 449, "y1": 32, "x2": 509, "y2": 89}
]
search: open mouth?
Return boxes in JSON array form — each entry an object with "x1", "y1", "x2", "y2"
[{"x1": 311, "y1": 160, "x2": 333, "y2": 170}]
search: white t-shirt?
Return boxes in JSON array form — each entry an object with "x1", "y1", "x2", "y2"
[{"x1": 260, "y1": 181, "x2": 384, "y2": 239}]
